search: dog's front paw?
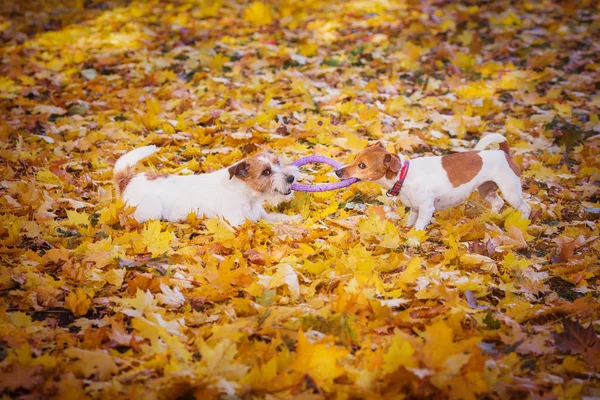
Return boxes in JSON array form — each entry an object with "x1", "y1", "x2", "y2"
[
  {"x1": 286, "y1": 214, "x2": 302, "y2": 222},
  {"x1": 263, "y1": 213, "x2": 301, "y2": 224}
]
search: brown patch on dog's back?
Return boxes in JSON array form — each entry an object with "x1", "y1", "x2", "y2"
[
  {"x1": 505, "y1": 153, "x2": 520, "y2": 176},
  {"x1": 498, "y1": 142, "x2": 521, "y2": 176},
  {"x1": 114, "y1": 167, "x2": 132, "y2": 195},
  {"x1": 146, "y1": 172, "x2": 169, "y2": 181},
  {"x1": 442, "y1": 151, "x2": 483, "y2": 187}
]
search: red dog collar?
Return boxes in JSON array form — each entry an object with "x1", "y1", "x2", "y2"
[{"x1": 386, "y1": 160, "x2": 410, "y2": 197}]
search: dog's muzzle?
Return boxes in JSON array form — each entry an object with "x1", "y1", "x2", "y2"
[
  {"x1": 276, "y1": 188, "x2": 293, "y2": 195},
  {"x1": 335, "y1": 169, "x2": 358, "y2": 181},
  {"x1": 278, "y1": 174, "x2": 295, "y2": 195}
]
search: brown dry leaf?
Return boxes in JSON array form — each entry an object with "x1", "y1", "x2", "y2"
[
  {"x1": 0, "y1": 364, "x2": 43, "y2": 392},
  {"x1": 553, "y1": 319, "x2": 600, "y2": 369}
]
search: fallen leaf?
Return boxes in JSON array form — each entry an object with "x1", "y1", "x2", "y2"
[
  {"x1": 0, "y1": 364, "x2": 43, "y2": 392},
  {"x1": 553, "y1": 319, "x2": 600, "y2": 368},
  {"x1": 63, "y1": 348, "x2": 118, "y2": 380},
  {"x1": 291, "y1": 330, "x2": 349, "y2": 391},
  {"x1": 143, "y1": 220, "x2": 173, "y2": 257},
  {"x1": 64, "y1": 288, "x2": 91, "y2": 317}
]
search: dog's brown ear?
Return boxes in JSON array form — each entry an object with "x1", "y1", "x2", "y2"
[
  {"x1": 228, "y1": 161, "x2": 249, "y2": 180},
  {"x1": 374, "y1": 141, "x2": 385, "y2": 149},
  {"x1": 384, "y1": 153, "x2": 401, "y2": 173}
]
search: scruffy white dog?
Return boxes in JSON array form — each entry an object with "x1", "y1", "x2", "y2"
[
  {"x1": 113, "y1": 145, "x2": 297, "y2": 226},
  {"x1": 336, "y1": 134, "x2": 530, "y2": 230}
]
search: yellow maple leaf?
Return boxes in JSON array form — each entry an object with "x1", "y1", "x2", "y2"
[
  {"x1": 522, "y1": 161, "x2": 555, "y2": 180},
  {"x1": 65, "y1": 210, "x2": 89, "y2": 226},
  {"x1": 5, "y1": 216, "x2": 23, "y2": 245},
  {"x1": 382, "y1": 332, "x2": 418, "y2": 373},
  {"x1": 421, "y1": 320, "x2": 480, "y2": 371},
  {"x1": 441, "y1": 231, "x2": 461, "y2": 261},
  {"x1": 554, "y1": 103, "x2": 572, "y2": 118},
  {"x1": 358, "y1": 212, "x2": 400, "y2": 248},
  {"x1": 7, "y1": 312, "x2": 32, "y2": 327},
  {"x1": 299, "y1": 42, "x2": 318, "y2": 57},
  {"x1": 64, "y1": 288, "x2": 91, "y2": 317},
  {"x1": 454, "y1": 81, "x2": 496, "y2": 99},
  {"x1": 104, "y1": 268, "x2": 125, "y2": 287},
  {"x1": 303, "y1": 259, "x2": 333, "y2": 275},
  {"x1": 204, "y1": 218, "x2": 235, "y2": 241},
  {"x1": 0, "y1": 77, "x2": 18, "y2": 95},
  {"x1": 405, "y1": 228, "x2": 428, "y2": 246},
  {"x1": 131, "y1": 315, "x2": 166, "y2": 354},
  {"x1": 36, "y1": 169, "x2": 62, "y2": 186},
  {"x1": 143, "y1": 220, "x2": 173, "y2": 257},
  {"x1": 63, "y1": 348, "x2": 117, "y2": 380},
  {"x1": 342, "y1": 131, "x2": 369, "y2": 151},
  {"x1": 82, "y1": 237, "x2": 115, "y2": 268},
  {"x1": 291, "y1": 330, "x2": 349, "y2": 390},
  {"x1": 385, "y1": 96, "x2": 408, "y2": 115},
  {"x1": 460, "y1": 253, "x2": 495, "y2": 266},
  {"x1": 366, "y1": 119, "x2": 383, "y2": 138},
  {"x1": 196, "y1": 0, "x2": 222, "y2": 18},
  {"x1": 244, "y1": 1, "x2": 273, "y2": 26},
  {"x1": 210, "y1": 53, "x2": 229, "y2": 70},
  {"x1": 345, "y1": 244, "x2": 376, "y2": 276},
  {"x1": 270, "y1": 264, "x2": 300, "y2": 300},
  {"x1": 197, "y1": 338, "x2": 248, "y2": 378},
  {"x1": 504, "y1": 210, "x2": 533, "y2": 241},
  {"x1": 454, "y1": 52, "x2": 475, "y2": 71},
  {"x1": 505, "y1": 117, "x2": 525, "y2": 135},
  {"x1": 501, "y1": 251, "x2": 532, "y2": 270},
  {"x1": 111, "y1": 289, "x2": 156, "y2": 316},
  {"x1": 242, "y1": 357, "x2": 278, "y2": 390},
  {"x1": 398, "y1": 257, "x2": 422, "y2": 287},
  {"x1": 54, "y1": 373, "x2": 89, "y2": 400},
  {"x1": 499, "y1": 71, "x2": 535, "y2": 90},
  {"x1": 146, "y1": 96, "x2": 161, "y2": 115},
  {"x1": 335, "y1": 101, "x2": 357, "y2": 116}
]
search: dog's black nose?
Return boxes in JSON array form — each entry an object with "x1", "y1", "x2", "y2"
[
  {"x1": 335, "y1": 169, "x2": 343, "y2": 178},
  {"x1": 286, "y1": 174, "x2": 295, "y2": 184}
]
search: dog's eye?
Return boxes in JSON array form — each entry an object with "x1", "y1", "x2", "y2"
[
  {"x1": 262, "y1": 169, "x2": 272, "y2": 176},
  {"x1": 358, "y1": 163, "x2": 366, "y2": 169}
]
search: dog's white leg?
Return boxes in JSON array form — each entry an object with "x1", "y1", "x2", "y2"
[
  {"x1": 478, "y1": 181, "x2": 504, "y2": 213},
  {"x1": 262, "y1": 213, "x2": 300, "y2": 223},
  {"x1": 512, "y1": 199, "x2": 531, "y2": 219},
  {"x1": 406, "y1": 208, "x2": 419, "y2": 227},
  {"x1": 495, "y1": 176, "x2": 531, "y2": 219},
  {"x1": 133, "y1": 200, "x2": 163, "y2": 223},
  {"x1": 413, "y1": 202, "x2": 435, "y2": 231},
  {"x1": 487, "y1": 193, "x2": 505, "y2": 213}
]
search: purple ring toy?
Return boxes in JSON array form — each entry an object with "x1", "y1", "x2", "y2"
[{"x1": 290, "y1": 155, "x2": 358, "y2": 192}]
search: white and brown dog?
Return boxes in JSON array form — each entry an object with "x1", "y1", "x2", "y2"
[
  {"x1": 336, "y1": 134, "x2": 530, "y2": 230},
  {"x1": 113, "y1": 145, "x2": 297, "y2": 226}
]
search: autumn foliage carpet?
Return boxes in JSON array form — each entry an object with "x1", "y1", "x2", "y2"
[{"x1": 0, "y1": 0, "x2": 599, "y2": 399}]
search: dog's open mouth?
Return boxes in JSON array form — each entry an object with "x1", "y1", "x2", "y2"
[{"x1": 275, "y1": 189, "x2": 292, "y2": 195}]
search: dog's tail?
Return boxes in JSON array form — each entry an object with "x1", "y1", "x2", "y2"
[
  {"x1": 475, "y1": 134, "x2": 520, "y2": 175},
  {"x1": 114, "y1": 145, "x2": 157, "y2": 195},
  {"x1": 475, "y1": 133, "x2": 511, "y2": 155}
]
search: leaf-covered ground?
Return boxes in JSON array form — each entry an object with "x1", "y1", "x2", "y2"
[{"x1": 1, "y1": 0, "x2": 599, "y2": 399}]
